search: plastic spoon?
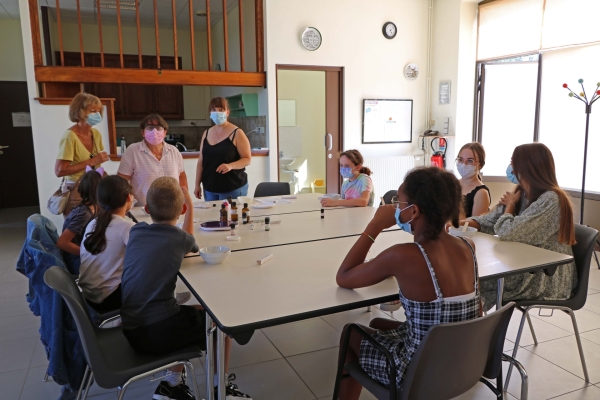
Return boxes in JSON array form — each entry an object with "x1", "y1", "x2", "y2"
[{"x1": 462, "y1": 221, "x2": 469, "y2": 232}]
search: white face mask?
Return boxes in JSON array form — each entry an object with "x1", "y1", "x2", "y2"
[{"x1": 457, "y1": 163, "x2": 478, "y2": 179}]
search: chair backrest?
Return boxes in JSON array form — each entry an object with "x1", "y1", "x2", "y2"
[
  {"x1": 481, "y1": 301, "x2": 515, "y2": 379},
  {"x1": 399, "y1": 303, "x2": 515, "y2": 400},
  {"x1": 569, "y1": 224, "x2": 599, "y2": 310},
  {"x1": 254, "y1": 182, "x2": 291, "y2": 197},
  {"x1": 381, "y1": 190, "x2": 396, "y2": 205},
  {"x1": 43, "y1": 266, "x2": 113, "y2": 381}
]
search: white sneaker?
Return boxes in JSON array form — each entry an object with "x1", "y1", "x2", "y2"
[
  {"x1": 175, "y1": 291, "x2": 191, "y2": 305},
  {"x1": 379, "y1": 301, "x2": 402, "y2": 312}
]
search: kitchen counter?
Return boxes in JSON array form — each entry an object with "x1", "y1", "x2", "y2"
[{"x1": 109, "y1": 148, "x2": 269, "y2": 161}]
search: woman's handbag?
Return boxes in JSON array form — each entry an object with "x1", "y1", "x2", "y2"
[{"x1": 47, "y1": 179, "x2": 73, "y2": 215}]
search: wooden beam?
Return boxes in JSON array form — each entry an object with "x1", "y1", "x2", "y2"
[
  {"x1": 189, "y1": 0, "x2": 196, "y2": 70},
  {"x1": 96, "y1": 0, "x2": 104, "y2": 67},
  {"x1": 116, "y1": 0, "x2": 124, "y2": 67},
  {"x1": 239, "y1": 0, "x2": 244, "y2": 71},
  {"x1": 172, "y1": 0, "x2": 178, "y2": 70},
  {"x1": 135, "y1": 0, "x2": 142, "y2": 68},
  {"x1": 154, "y1": 0, "x2": 161, "y2": 69},
  {"x1": 29, "y1": 0, "x2": 43, "y2": 66},
  {"x1": 55, "y1": 0, "x2": 64, "y2": 66},
  {"x1": 223, "y1": 0, "x2": 229, "y2": 71},
  {"x1": 76, "y1": 0, "x2": 85, "y2": 66},
  {"x1": 255, "y1": 0, "x2": 263, "y2": 72},
  {"x1": 35, "y1": 66, "x2": 266, "y2": 87},
  {"x1": 206, "y1": 0, "x2": 213, "y2": 70}
]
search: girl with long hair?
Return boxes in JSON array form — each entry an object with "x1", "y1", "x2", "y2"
[
  {"x1": 57, "y1": 169, "x2": 103, "y2": 273},
  {"x1": 456, "y1": 142, "x2": 490, "y2": 218},
  {"x1": 79, "y1": 175, "x2": 135, "y2": 313},
  {"x1": 463, "y1": 143, "x2": 576, "y2": 310}
]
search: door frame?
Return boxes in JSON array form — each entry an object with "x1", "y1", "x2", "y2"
[{"x1": 274, "y1": 64, "x2": 345, "y2": 192}]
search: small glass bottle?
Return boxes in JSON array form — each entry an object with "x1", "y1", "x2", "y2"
[
  {"x1": 265, "y1": 216, "x2": 271, "y2": 231},
  {"x1": 220, "y1": 204, "x2": 228, "y2": 227},
  {"x1": 120, "y1": 135, "x2": 126, "y2": 154},
  {"x1": 242, "y1": 203, "x2": 249, "y2": 224},
  {"x1": 231, "y1": 201, "x2": 238, "y2": 224}
]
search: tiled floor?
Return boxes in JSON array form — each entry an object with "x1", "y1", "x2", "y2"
[{"x1": 2, "y1": 207, "x2": 600, "y2": 399}]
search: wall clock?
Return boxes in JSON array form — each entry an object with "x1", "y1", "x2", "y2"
[
  {"x1": 382, "y1": 22, "x2": 397, "y2": 39},
  {"x1": 404, "y1": 63, "x2": 419, "y2": 80},
  {"x1": 301, "y1": 27, "x2": 322, "y2": 51}
]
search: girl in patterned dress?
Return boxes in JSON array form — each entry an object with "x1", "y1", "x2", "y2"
[
  {"x1": 463, "y1": 143, "x2": 576, "y2": 311},
  {"x1": 335, "y1": 167, "x2": 481, "y2": 396},
  {"x1": 320, "y1": 149, "x2": 374, "y2": 207}
]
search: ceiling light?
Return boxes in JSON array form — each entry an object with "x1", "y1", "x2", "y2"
[{"x1": 97, "y1": 0, "x2": 137, "y2": 11}]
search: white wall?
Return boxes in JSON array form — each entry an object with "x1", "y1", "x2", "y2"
[
  {"x1": 0, "y1": 19, "x2": 27, "y2": 81},
  {"x1": 264, "y1": 0, "x2": 429, "y2": 179}
]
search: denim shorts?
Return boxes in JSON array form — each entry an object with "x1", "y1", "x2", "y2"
[{"x1": 204, "y1": 182, "x2": 249, "y2": 201}]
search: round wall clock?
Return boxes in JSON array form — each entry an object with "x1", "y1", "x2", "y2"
[
  {"x1": 382, "y1": 22, "x2": 397, "y2": 39},
  {"x1": 404, "y1": 63, "x2": 419, "y2": 80},
  {"x1": 301, "y1": 27, "x2": 322, "y2": 51}
]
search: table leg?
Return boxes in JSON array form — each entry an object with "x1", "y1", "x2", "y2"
[
  {"x1": 206, "y1": 313, "x2": 214, "y2": 400},
  {"x1": 217, "y1": 328, "x2": 226, "y2": 400},
  {"x1": 496, "y1": 278, "x2": 505, "y2": 311}
]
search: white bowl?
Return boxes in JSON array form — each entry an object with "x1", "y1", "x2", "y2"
[
  {"x1": 449, "y1": 226, "x2": 478, "y2": 238},
  {"x1": 237, "y1": 196, "x2": 253, "y2": 206},
  {"x1": 199, "y1": 246, "x2": 231, "y2": 264}
]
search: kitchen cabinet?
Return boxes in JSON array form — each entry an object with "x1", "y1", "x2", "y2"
[
  {"x1": 57, "y1": 52, "x2": 184, "y2": 120},
  {"x1": 226, "y1": 93, "x2": 259, "y2": 117}
]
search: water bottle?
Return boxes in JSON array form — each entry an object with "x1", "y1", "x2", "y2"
[{"x1": 120, "y1": 135, "x2": 126, "y2": 154}]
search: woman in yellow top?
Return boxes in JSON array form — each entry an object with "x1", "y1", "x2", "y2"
[{"x1": 55, "y1": 93, "x2": 109, "y2": 216}]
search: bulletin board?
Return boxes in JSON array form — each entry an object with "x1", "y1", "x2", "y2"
[{"x1": 362, "y1": 99, "x2": 413, "y2": 144}]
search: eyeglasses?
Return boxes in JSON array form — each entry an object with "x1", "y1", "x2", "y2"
[
  {"x1": 144, "y1": 125, "x2": 165, "y2": 132},
  {"x1": 390, "y1": 196, "x2": 409, "y2": 209},
  {"x1": 455, "y1": 157, "x2": 477, "y2": 166}
]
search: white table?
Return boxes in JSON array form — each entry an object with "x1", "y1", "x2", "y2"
[
  {"x1": 129, "y1": 192, "x2": 347, "y2": 224},
  {"x1": 178, "y1": 231, "x2": 573, "y2": 399},
  {"x1": 186, "y1": 206, "x2": 397, "y2": 252}
]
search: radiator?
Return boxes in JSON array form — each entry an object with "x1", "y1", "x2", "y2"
[{"x1": 362, "y1": 156, "x2": 423, "y2": 201}]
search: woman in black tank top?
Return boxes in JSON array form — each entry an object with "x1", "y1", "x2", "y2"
[
  {"x1": 456, "y1": 143, "x2": 490, "y2": 218},
  {"x1": 194, "y1": 97, "x2": 252, "y2": 200}
]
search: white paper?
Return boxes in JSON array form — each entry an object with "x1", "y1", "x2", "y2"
[
  {"x1": 278, "y1": 100, "x2": 296, "y2": 126},
  {"x1": 12, "y1": 112, "x2": 31, "y2": 127}
]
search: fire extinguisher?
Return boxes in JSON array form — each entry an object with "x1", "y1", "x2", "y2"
[{"x1": 430, "y1": 137, "x2": 447, "y2": 169}]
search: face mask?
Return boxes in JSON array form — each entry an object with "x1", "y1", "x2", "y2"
[
  {"x1": 145, "y1": 129, "x2": 166, "y2": 146},
  {"x1": 340, "y1": 167, "x2": 354, "y2": 179},
  {"x1": 86, "y1": 112, "x2": 102, "y2": 126},
  {"x1": 210, "y1": 111, "x2": 228, "y2": 125},
  {"x1": 395, "y1": 204, "x2": 414, "y2": 234},
  {"x1": 457, "y1": 163, "x2": 478, "y2": 179},
  {"x1": 506, "y1": 164, "x2": 519, "y2": 185}
]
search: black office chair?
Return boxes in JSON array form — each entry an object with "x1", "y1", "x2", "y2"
[
  {"x1": 333, "y1": 303, "x2": 528, "y2": 400},
  {"x1": 504, "y1": 224, "x2": 599, "y2": 389},
  {"x1": 254, "y1": 182, "x2": 291, "y2": 197},
  {"x1": 44, "y1": 266, "x2": 203, "y2": 400},
  {"x1": 380, "y1": 190, "x2": 397, "y2": 205}
]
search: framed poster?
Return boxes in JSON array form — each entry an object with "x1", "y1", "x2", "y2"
[{"x1": 362, "y1": 99, "x2": 412, "y2": 144}]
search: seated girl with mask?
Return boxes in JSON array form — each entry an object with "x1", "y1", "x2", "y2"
[
  {"x1": 320, "y1": 149, "x2": 374, "y2": 207},
  {"x1": 335, "y1": 167, "x2": 480, "y2": 397},
  {"x1": 456, "y1": 142, "x2": 490, "y2": 218},
  {"x1": 462, "y1": 143, "x2": 576, "y2": 311}
]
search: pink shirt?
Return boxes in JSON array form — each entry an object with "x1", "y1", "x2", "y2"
[{"x1": 117, "y1": 141, "x2": 184, "y2": 205}]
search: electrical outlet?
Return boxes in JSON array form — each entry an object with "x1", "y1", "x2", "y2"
[{"x1": 256, "y1": 127, "x2": 265, "y2": 134}]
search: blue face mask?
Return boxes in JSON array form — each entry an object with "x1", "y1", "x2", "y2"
[
  {"x1": 395, "y1": 204, "x2": 414, "y2": 234},
  {"x1": 340, "y1": 167, "x2": 354, "y2": 179},
  {"x1": 210, "y1": 111, "x2": 227, "y2": 125},
  {"x1": 506, "y1": 164, "x2": 519, "y2": 185},
  {"x1": 86, "y1": 112, "x2": 102, "y2": 126}
]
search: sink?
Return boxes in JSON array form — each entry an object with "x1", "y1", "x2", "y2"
[{"x1": 279, "y1": 157, "x2": 295, "y2": 167}]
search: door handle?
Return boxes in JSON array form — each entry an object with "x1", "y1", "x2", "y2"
[{"x1": 327, "y1": 133, "x2": 332, "y2": 151}]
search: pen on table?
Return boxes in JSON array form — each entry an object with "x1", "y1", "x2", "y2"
[{"x1": 257, "y1": 254, "x2": 274, "y2": 265}]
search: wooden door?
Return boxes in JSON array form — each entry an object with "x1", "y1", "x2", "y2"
[
  {"x1": 0, "y1": 81, "x2": 39, "y2": 208},
  {"x1": 123, "y1": 56, "x2": 155, "y2": 120},
  {"x1": 153, "y1": 57, "x2": 184, "y2": 119},
  {"x1": 325, "y1": 70, "x2": 342, "y2": 194}
]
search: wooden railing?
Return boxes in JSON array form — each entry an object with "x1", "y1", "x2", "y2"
[{"x1": 28, "y1": 0, "x2": 265, "y2": 91}]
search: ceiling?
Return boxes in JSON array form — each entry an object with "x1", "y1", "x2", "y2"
[{"x1": 0, "y1": 0, "x2": 238, "y2": 31}]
